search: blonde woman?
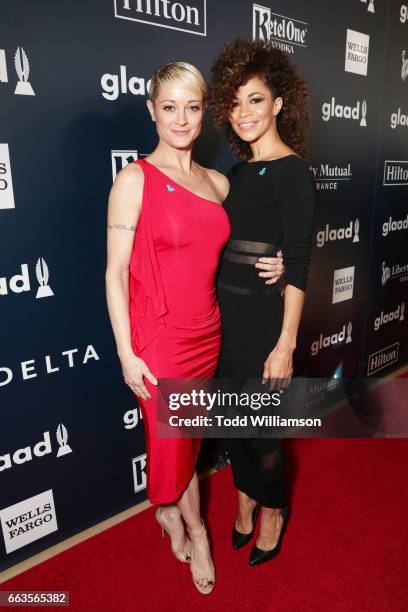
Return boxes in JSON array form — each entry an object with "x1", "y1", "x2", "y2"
[{"x1": 106, "y1": 62, "x2": 284, "y2": 592}]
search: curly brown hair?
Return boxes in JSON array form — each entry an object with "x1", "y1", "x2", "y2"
[{"x1": 208, "y1": 38, "x2": 311, "y2": 161}]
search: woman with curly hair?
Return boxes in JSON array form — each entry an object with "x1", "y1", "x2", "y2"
[{"x1": 209, "y1": 39, "x2": 316, "y2": 566}]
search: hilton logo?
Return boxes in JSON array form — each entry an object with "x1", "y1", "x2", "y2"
[
  {"x1": 322, "y1": 98, "x2": 367, "y2": 126},
  {"x1": 367, "y1": 343, "x2": 399, "y2": 376},
  {"x1": 345, "y1": 29, "x2": 370, "y2": 76},
  {"x1": 132, "y1": 453, "x2": 147, "y2": 492},
  {"x1": 383, "y1": 161, "x2": 408, "y2": 185},
  {"x1": 0, "y1": 143, "x2": 15, "y2": 210},
  {"x1": 360, "y1": 0, "x2": 375, "y2": 13},
  {"x1": 253, "y1": 4, "x2": 308, "y2": 54},
  {"x1": 114, "y1": 0, "x2": 206, "y2": 36}
]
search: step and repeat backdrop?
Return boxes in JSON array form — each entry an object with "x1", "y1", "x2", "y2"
[{"x1": 0, "y1": 0, "x2": 407, "y2": 572}]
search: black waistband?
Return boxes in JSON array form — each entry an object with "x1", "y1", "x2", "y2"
[{"x1": 223, "y1": 239, "x2": 280, "y2": 265}]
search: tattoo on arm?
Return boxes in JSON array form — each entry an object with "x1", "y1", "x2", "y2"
[{"x1": 107, "y1": 223, "x2": 136, "y2": 231}]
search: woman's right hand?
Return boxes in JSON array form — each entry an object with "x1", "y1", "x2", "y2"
[{"x1": 121, "y1": 353, "x2": 158, "y2": 401}]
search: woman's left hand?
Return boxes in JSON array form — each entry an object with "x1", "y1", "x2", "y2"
[
  {"x1": 262, "y1": 344, "x2": 293, "y2": 392},
  {"x1": 255, "y1": 250, "x2": 285, "y2": 285}
]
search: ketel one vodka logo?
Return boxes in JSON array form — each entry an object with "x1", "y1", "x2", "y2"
[
  {"x1": 322, "y1": 98, "x2": 367, "y2": 126},
  {"x1": 360, "y1": 0, "x2": 375, "y2": 13},
  {"x1": 316, "y1": 218, "x2": 359, "y2": 248},
  {"x1": 14, "y1": 47, "x2": 35, "y2": 96},
  {"x1": 374, "y1": 302, "x2": 405, "y2": 331},
  {"x1": 0, "y1": 258, "x2": 54, "y2": 298},
  {"x1": 402, "y1": 50, "x2": 408, "y2": 82},
  {"x1": 311, "y1": 322, "x2": 353, "y2": 357},
  {"x1": 252, "y1": 4, "x2": 308, "y2": 53},
  {"x1": 0, "y1": 425, "x2": 72, "y2": 472}
]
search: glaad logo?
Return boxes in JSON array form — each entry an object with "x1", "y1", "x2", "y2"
[
  {"x1": 381, "y1": 260, "x2": 408, "y2": 286},
  {"x1": 132, "y1": 453, "x2": 147, "y2": 492},
  {"x1": 123, "y1": 407, "x2": 143, "y2": 430},
  {"x1": 374, "y1": 302, "x2": 405, "y2": 331},
  {"x1": 0, "y1": 425, "x2": 72, "y2": 472},
  {"x1": 382, "y1": 213, "x2": 408, "y2": 236},
  {"x1": 0, "y1": 259, "x2": 54, "y2": 298},
  {"x1": 310, "y1": 162, "x2": 352, "y2": 191},
  {"x1": 367, "y1": 343, "x2": 399, "y2": 376},
  {"x1": 401, "y1": 4, "x2": 408, "y2": 23},
  {"x1": 345, "y1": 29, "x2": 370, "y2": 76},
  {"x1": 360, "y1": 0, "x2": 375, "y2": 13},
  {"x1": 383, "y1": 160, "x2": 408, "y2": 185},
  {"x1": 311, "y1": 322, "x2": 353, "y2": 357},
  {"x1": 316, "y1": 219, "x2": 359, "y2": 248},
  {"x1": 0, "y1": 143, "x2": 15, "y2": 210},
  {"x1": 332, "y1": 266, "x2": 355, "y2": 304},
  {"x1": 0, "y1": 490, "x2": 58, "y2": 554},
  {"x1": 253, "y1": 4, "x2": 308, "y2": 53},
  {"x1": 0, "y1": 345, "x2": 100, "y2": 387},
  {"x1": 14, "y1": 47, "x2": 35, "y2": 96},
  {"x1": 391, "y1": 107, "x2": 408, "y2": 128},
  {"x1": 111, "y1": 150, "x2": 145, "y2": 180},
  {"x1": 322, "y1": 98, "x2": 367, "y2": 126},
  {"x1": 402, "y1": 50, "x2": 408, "y2": 81},
  {"x1": 0, "y1": 50, "x2": 8, "y2": 83},
  {"x1": 114, "y1": 0, "x2": 207, "y2": 36},
  {"x1": 101, "y1": 67, "x2": 151, "y2": 101}
]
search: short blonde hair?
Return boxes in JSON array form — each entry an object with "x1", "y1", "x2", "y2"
[{"x1": 149, "y1": 61, "x2": 207, "y2": 103}]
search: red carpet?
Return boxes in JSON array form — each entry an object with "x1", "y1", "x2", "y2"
[{"x1": 3, "y1": 439, "x2": 408, "y2": 611}]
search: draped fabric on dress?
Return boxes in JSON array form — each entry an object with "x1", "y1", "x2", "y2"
[{"x1": 129, "y1": 159, "x2": 230, "y2": 504}]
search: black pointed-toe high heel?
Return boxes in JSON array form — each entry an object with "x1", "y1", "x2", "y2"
[
  {"x1": 232, "y1": 504, "x2": 260, "y2": 550},
  {"x1": 249, "y1": 505, "x2": 289, "y2": 566}
]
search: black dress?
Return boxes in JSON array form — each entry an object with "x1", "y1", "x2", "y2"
[{"x1": 217, "y1": 154, "x2": 316, "y2": 508}]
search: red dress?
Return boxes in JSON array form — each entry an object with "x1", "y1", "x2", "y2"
[{"x1": 129, "y1": 159, "x2": 230, "y2": 504}]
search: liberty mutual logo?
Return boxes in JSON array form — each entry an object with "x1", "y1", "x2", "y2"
[{"x1": 14, "y1": 47, "x2": 35, "y2": 96}]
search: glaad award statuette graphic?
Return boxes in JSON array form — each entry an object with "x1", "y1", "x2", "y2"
[
  {"x1": 353, "y1": 218, "x2": 360, "y2": 242},
  {"x1": 361, "y1": 0, "x2": 375, "y2": 12},
  {"x1": 36, "y1": 257, "x2": 54, "y2": 298},
  {"x1": 402, "y1": 51, "x2": 408, "y2": 82},
  {"x1": 14, "y1": 46, "x2": 35, "y2": 96},
  {"x1": 56, "y1": 423, "x2": 73, "y2": 458},
  {"x1": 360, "y1": 100, "x2": 367, "y2": 126}
]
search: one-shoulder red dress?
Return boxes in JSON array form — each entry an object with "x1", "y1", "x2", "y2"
[{"x1": 129, "y1": 159, "x2": 230, "y2": 504}]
